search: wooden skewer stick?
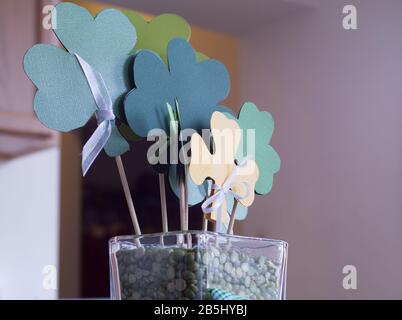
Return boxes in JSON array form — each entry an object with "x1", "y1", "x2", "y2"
[
  {"x1": 214, "y1": 208, "x2": 223, "y2": 233},
  {"x1": 158, "y1": 173, "x2": 168, "y2": 233},
  {"x1": 214, "y1": 218, "x2": 219, "y2": 233},
  {"x1": 227, "y1": 199, "x2": 239, "y2": 235},
  {"x1": 115, "y1": 156, "x2": 141, "y2": 246},
  {"x1": 202, "y1": 219, "x2": 208, "y2": 232},
  {"x1": 178, "y1": 172, "x2": 186, "y2": 232},
  {"x1": 184, "y1": 167, "x2": 189, "y2": 231},
  {"x1": 183, "y1": 167, "x2": 192, "y2": 248},
  {"x1": 202, "y1": 180, "x2": 213, "y2": 232}
]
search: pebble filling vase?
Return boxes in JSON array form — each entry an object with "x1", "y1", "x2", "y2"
[{"x1": 109, "y1": 231, "x2": 288, "y2": 300}]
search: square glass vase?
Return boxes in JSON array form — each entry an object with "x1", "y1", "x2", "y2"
[{"x1": 109, "y1": 231, "x2": 288, "y2": 300}]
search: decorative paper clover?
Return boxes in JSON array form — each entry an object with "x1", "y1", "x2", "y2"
[
  {"x1": 23, "y1": 2, "x2": 137, "y2": 156},
  {"x1": 124, "y1": 10, "x2": 208, "y2": 64},
  {"x1": 124, "y1": 36, "x2": 232, "y2": 204},
  {"x1": 189, "y1": 112, "x2": 259, "y2": 223},
  {"x1": 226, "y1": 102, "x2": 280, "y2": 195},
  {"x1": 124, "y1": 37, "x2": 231, "y2": 138},
  {"x1": 124, "y1": 11, "x2": 188, "y2": 64}
]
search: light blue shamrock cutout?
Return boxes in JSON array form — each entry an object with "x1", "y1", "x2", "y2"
[
  {"x1": 225, "y1": 102, "x2": 281, "y2": 195},
  {"x1": 124, "y1": 37, "x2": 231, "y2": 137},
  {"x1": 23, "y1": 2, "x2": 137, "y2": 156}
]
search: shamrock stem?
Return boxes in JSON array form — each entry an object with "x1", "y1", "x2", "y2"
[
  {"x1": 184, "y1": 166, "x2": 189, "y2": 231},
  {"x1": 159, "y1": 173, "x2": 168, "y2": 234},
  {"x1": 115, "y1": 156, "x2": 141, "y2": 247},
  {"x1": 173, "y1": 100, "x2": 190, "y2": 241},
  {"x1": 207, "y1": 179, "x2": 218, "y2": 233},
  {"x1": 203, "y1": 219, "x2": 208, "y2": 232},
  {"x1": 227, "y1": 199, "x2": 239, "y2": 235},
  {"x1": 178, "y1": 171, "x2": 186, "y2": 231}
]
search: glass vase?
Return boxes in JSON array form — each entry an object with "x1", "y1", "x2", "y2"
[{"x1": 109, "y1": 231, "x2": 288, "y2": 300}]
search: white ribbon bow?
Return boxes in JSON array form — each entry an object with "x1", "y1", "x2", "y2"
[
  {"x1": 201, "y1": 158, "x2": 251, "y2": 231},
  {"x1": 74, "y1": 54, "x2": 115, "y2": 176}
]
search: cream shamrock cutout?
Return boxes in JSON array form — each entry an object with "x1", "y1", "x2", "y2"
[{"x1": 189, "y1": 112, "x2": 259, "y2": 225}]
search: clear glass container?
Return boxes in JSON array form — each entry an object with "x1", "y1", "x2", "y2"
[{"x1": 109, "y1": 231, "x2": 288, "y2": 300}]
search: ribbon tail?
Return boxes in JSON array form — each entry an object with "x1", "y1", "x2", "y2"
[
  {"x1": 75, "y1": 54, "x2": 112, "y2": 109},
  {"x1": 82, "y1": 121, "x2": 112, "y2": 176},
  {"x1": 201, "y1": 186, "x2": 222, "y2": 213}
]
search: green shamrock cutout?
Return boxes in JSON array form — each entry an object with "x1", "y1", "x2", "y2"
[
  {"x1": 124, "y1": 11, "x2": 189, "y2": 64},
  {"x1": 124, "y1": 9, "x2": 208, "y2": 64},
  {"x1": 227, "y1": 102, "x2": 281, "y2": 195}
]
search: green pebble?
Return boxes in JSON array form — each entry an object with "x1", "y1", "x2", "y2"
[
  {"x1": 231, "y1": 251, "x2": 239, "y2": 262},
  {"x1": 152, "y1": 262, "x2": 161, "y2": 273},
  {"x1": 183, "y1": 288, "x2": 195, "y2": 299},
  {"x1": 131, "y1": 292, "x2": 141, "y2": 300},
  {"x1": 245, "y1": 276, "x2": 251, "y2": 287},
  {"x1": 121, "y1": 274, "x2": 128, "y2": 283},
  {"x1": 211, "y1": 246, "x2": 220, "y2": 257},
  {"x1": 176, "y1": 263, "x2": 185, "y2": 271},
  {"x1": 175, "y1": 278, "x2": 187, "y2": 291},
  {"x1": 128, "y1": 274, "x2": 135, "y2": 284},
  {"x1": 132, "y1": 250, "x2": 140, "y2": 259},
  {"x1": 168, "y1": 252, "x2": 176, "y2": 264},
  {"x1": 212, "y1": 257, "x2": 220, "y2": 269},
  {"x1": 166, "y1": 266, "x2": 175, "y2": 280},
  {"x1": 235, "y1": 268, "x2": 243, "y2": 278},
  {"x1": 174, "y1": 249, "x2": 186, "y2": 262},
  {"x1": 185, "y1": 252, "x2": 195, "y2": 264},
  {"x1": 224, "y1": 262, "x2": 233, "y2": 273},
  {"x1": 183, "y1": 271, "x2": 195, "y2": 281},
  {"x1": 201, "y1": 252, "x2": 208, "y2": 264},
  {"x1": 167, "y1": 282, "x2": 175, "y2": 293},
  {"x1": 187, "y1": 260, "x2": 197, "y2": 272}
]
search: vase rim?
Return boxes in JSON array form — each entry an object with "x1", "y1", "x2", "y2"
[{"x1": 109, "y1": 230, "x2": 288, "y2": 247}]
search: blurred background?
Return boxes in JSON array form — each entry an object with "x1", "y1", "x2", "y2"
[{"x1": 1, "y1": 0, "x2": 402, "y2": 299}]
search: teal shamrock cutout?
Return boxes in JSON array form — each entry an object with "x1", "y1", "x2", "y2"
[
  {"x1": 227, "y1": 102, "x2": 280, "y2": 195},
  {"x1": 124, "y1": 37, "x2": 231, "y2": 138},
  {"x1": 23, "y1": 2, "x2": 137, "y2": 156},
  {"x1": 124, "y1": 37, "x2": 233, "y2": 204}
]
